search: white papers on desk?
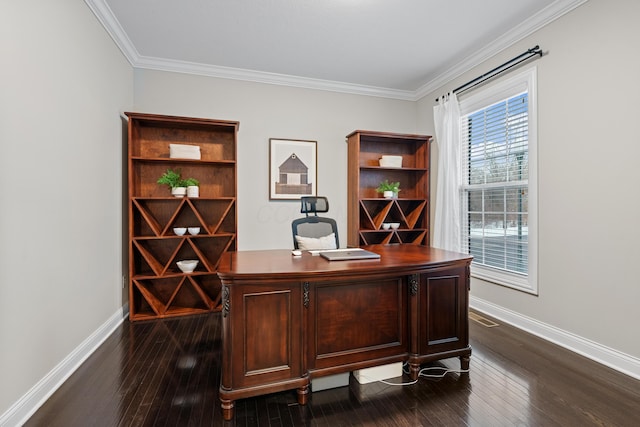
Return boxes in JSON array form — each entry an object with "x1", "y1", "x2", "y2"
[{"x1": 170, "y1": 144, "x2": 201, "y2": 160}]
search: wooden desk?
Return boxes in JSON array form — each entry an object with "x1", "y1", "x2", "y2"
[{"x1": 217, "y1": 244, "x2": 472, "y2": 420}]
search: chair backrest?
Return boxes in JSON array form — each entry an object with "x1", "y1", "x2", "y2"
[
  {"x1": 300, "y1": 196, "x2": 329, "y2": 217},
  {"x1": 292, "y1": 197, "x2": 339, "y2": 249}
]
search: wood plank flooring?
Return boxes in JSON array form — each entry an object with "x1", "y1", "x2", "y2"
[{"x1": 24, "y1": 311, "x2": 640, "y2": 426}]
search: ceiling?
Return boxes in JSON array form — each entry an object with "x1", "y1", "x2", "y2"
[{"x1": 87, "y1": 0, "x2": 586, "y2": 100}]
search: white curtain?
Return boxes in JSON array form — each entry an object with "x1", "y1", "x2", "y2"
[{"x1": 433, "y1": 93, "x2": 462, "y2": 252}]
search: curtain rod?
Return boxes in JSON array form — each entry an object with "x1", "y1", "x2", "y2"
[{"x1": 436, "y1": 45, "x2": 543, "y2": 102}]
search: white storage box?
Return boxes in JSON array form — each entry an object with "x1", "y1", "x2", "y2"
[
  {"x1": 169, "y1": 143, "x2": 201, "y2": 160},
  {"x1": 379, "y1": 155, "x2": 402, "y2": 168},
  {"x1": 352, "y1": 362, "x2": 403, "y2": 384},
  {"x1": 311, "y1": 372, "x2": 350, "y2": 392}
]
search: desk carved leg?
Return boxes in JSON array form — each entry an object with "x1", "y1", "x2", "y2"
[
  {"x1": 460, "y1": 354, "x2": 470, "y2": 371},
  {"x1": 408, "y1": 363, "x2": 420, "y2": 381},
  {"x1": 297, "y1": 384, "x2": 310, "y2": 405},
  {"x1": 221, "y1": 398, "x2": 234, "y2": 421}
]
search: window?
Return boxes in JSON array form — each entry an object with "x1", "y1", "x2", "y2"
[{"x1": 459, "y1": 67, "x2": 537, "y2": 294}]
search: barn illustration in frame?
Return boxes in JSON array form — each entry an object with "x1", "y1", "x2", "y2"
[{"x1": 269, "y1": 138, "x2": 317, "y2": 200}]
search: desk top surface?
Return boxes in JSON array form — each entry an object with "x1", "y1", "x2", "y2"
[{"x1": 217, "y1": 245, "x2": 472, "y2": 281}]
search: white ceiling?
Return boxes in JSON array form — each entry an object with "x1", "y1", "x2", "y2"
[{"x1": 87, "y1": 0, "x2": 586, "y2": 100}]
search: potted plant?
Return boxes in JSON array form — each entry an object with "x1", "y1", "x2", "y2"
[
  {"x1": 183, "y1": 177, "x2": 200, "y2": 198},
  {"x1": 376, "y1": 180, "x2": 400, "y2": 199},
  {"x1": 157, "y1": 168, "x2": 187, "y2": 197}
]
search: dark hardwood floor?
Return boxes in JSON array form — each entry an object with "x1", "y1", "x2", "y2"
[{"x1": 25, "y1": 311, "x2": 640, "y2": 426}]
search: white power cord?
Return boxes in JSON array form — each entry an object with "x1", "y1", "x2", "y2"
[{"x1": 359, "y1": 364, "x2": 469, "y2": 387}]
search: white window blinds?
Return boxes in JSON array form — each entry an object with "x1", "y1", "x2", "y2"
[
  {"x1": 459, "y1": 67, "x2": 537, "y2": 294},
  {"x1": 462, "y1": 93, "x2": 529, "y2": 274}
]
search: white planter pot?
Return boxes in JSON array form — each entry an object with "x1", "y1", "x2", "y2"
[
  {"x1": 172, "y1": 186, "x2": 187, "y2": 197},
  {"x1": 187, "y1": 185, "x2": 199, "y2": 198},
  {"x1": 383, "y1": 190, "x2": 394, "y2": 199}
]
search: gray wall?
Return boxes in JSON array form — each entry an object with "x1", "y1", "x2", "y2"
[
  {"x1": 0, "y1": 0, "x2": 133, "y2": 418},
  {"x1": 419, "y1": 0, "x2": 640, "y2": 360}
]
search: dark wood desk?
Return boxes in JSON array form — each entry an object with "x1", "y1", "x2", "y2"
[{"x1": 217, "y1": 244, "x2": 472, "y2": 420}]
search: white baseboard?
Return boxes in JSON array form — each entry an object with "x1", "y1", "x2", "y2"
[
  {"x1": 0, "y1": 306, "x2": 128, "y2": 427},
  {"x1": 470, "y1": 296, "x2": 640, "y2": 381}
]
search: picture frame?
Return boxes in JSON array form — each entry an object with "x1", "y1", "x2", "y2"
[{"x1": 269, "y1": 138, "x2": 317, "y2": 200}]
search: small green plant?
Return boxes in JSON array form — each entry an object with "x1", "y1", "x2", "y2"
[
  {"x1": 157, "y1": 169, "x2": 183, "y2": 189},
  {"x1": 376, "y1": 180, "x2": 401, "y2": 194},
  {"x1": 182, "y1": 177, "x2": 200, "y2": 187},
  {"x1": 157, "y1": 169, "x2": 200, "y2": 189}
]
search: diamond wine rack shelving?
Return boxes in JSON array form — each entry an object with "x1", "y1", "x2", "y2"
[
  {"x1": 126, "y1": 112, "x2": 238, "y2": 321},
  {"x1": 346, "y1": 130, "x2": 431, "y2": 247}
]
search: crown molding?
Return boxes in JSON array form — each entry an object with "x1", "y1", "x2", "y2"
[
  {"x1": 134, "y1": 55, "x2": 417, "y2": 100},
  {"x1": 86, "y1": 0, "x2": 588, "y2": 101},
  {"x1": 415, "y1": 0, "x2": 589, "y2": 100},
  {"x1": 84, "y1": 0, "x2": 141, "y2": 63}
]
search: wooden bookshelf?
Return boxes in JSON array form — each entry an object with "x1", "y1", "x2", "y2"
[
  {"x1": 346, "y1": 130, "x2": 431, "y2": 247},
  {"x1": 126, "y1": 112, "x2": 238, "y2": 321}
]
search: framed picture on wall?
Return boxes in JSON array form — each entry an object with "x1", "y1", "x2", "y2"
[{"x1": 269, "y1": 138, "x2": 317, "y2": 200}]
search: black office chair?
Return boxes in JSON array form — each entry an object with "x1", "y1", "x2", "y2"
[{"x1": 292, "y1": 196, "x2": 339, "y2": 250}]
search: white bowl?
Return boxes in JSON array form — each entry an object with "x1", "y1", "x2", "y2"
[
  {"x1": 177, "y1": 260, "x2": 199, "y2": 273},
  {"x1": 382, "y1": 223, "x2": 391, "y2": 230},
  {"x1": 379, "y1": 155, "x2": 402, "y2": 168},
  {"x1": 390, "y1": 222, "x2": 400, "y2": 229},
  {"x1": 188, "y1": 227, "x2": 201, "y2": 235},
  {"x1": 173, "y1": 227, "x2": 187, "y2": 236}
]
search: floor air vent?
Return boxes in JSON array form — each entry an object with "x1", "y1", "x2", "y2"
[{"x1": 469, "y1": 311, "x2": 500, "y2": 328}]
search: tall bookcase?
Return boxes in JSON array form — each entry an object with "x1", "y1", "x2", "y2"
[
  {"x1": 126, "y1": 112, "x2": 238, "y2": 321},
  {"x1": 346, "y1": 130, "x2": 431, "y2": 247}
]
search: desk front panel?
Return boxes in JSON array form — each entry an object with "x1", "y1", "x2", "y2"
[
  {"x1": 225, "y1": 283, "x2": 304, "y2": 389},
  {"x1": 418, "y1": 264, "x2": 470, "y2": 356},
  {"x1": 307, "y1": 276, "x2": 408, "y2": 371}
]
